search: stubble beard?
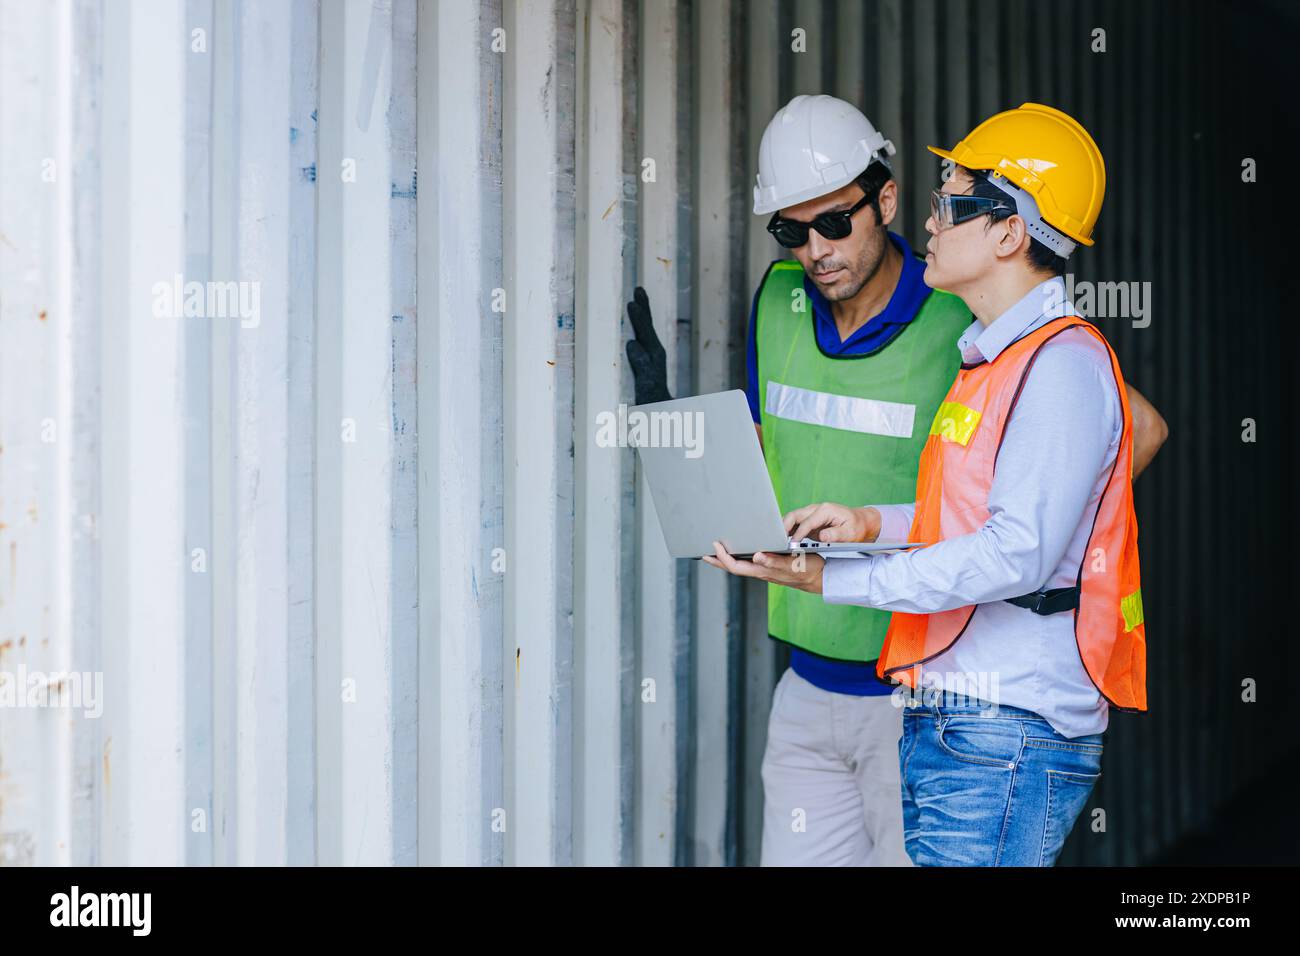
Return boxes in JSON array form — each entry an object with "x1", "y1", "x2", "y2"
[{"x1": 821, "y1": 229, "x2": 887, "y2": 303}]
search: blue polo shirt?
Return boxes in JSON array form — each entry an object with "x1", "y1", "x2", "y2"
[{"x1": 744, "y1": 231, "x2": 931, "y2": 697}]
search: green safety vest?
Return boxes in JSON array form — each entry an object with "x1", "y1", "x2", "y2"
[{"x1": 755, "y1": 258, "x2": 972, "y2": 662}]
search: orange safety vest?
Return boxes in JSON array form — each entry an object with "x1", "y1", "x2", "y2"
[{"x1": 876, "y1": 315, "x2": 1147, "y2": 712}]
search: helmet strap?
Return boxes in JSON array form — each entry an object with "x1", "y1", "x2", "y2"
[{"x1": 985, "y1": 172, "x2": 1077, "y2": 259}]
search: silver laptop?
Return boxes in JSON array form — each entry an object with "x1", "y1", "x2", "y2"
[{"x1": 629, "y1": 389, "x2": 922, "y2": 560}]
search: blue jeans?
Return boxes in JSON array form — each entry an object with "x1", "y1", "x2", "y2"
[{"x1": 898, "y1": 700, "x2": 1102, "y2": 866}]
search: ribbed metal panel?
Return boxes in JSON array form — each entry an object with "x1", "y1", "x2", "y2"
[{"x1": 0, "y1": 0, "x2": 1293, "y2": 867}]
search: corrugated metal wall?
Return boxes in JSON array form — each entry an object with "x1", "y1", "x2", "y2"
[{"x1": 0, "y1": 0, "x2": 1293, "y2": 866}]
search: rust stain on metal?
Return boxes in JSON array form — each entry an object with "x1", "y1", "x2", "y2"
[
  {"x1": 601, "y1": 198, "x2": 617, "y2": 221},
  {"x1": 102, "y1": 737, "x2": 112, "y2": 792}
]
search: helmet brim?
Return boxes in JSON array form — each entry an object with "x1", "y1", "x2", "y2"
[
  {"x1": 752, "y1": 163, "x2": 873, "y2": 216},
  {"x1": 925, "y1": 144, "x2": 1094, "y2": 246}
]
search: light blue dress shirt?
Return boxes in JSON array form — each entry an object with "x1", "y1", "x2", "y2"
[{"x1": 821, "y1": 276, "x2": 1123, "y2": 738}]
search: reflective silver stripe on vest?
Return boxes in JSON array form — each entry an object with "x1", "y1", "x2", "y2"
[{"x1": 765, "y1": 381, "x2": 916, "y2": 439}]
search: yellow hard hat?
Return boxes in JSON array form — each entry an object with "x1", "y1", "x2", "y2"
[{"x1": 927, "y1": 103, "x2": 1105, "y2": 247}]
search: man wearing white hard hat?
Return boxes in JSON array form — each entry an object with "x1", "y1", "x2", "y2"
[{"x1": 627, "y1": 94, "x2": 1167, "y2": 866}]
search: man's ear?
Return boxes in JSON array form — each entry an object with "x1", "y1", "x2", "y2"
[
  {"x1": 994, "y1": 214, "x2": 1032, "y2": 262},
  {"x1": 876, "y1": 179, "x2": 898, "y2": 227}
]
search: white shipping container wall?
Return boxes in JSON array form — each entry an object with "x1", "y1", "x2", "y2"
[{"x1": 0, "y1": 0, "x2": 1267, "y2": 866}]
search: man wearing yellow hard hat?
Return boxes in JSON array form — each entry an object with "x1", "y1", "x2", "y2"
[{"x1": 707, "y1": 103, "x2": 1155, "y2": 866}]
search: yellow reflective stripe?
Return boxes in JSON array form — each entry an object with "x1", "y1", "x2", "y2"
[
  {"x1": 1120, "y1": 588, "x2": 1144, "y2": 632},
  {"x1": 929, "y1": 401, "x2": 982, "y2": 446},
  {"x1": 772, "y1": 260, "x2": 802, "y2": 270}
]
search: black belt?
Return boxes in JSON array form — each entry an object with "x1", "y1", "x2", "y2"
[{"x1": 1005, "y1": 585, "x2": 1080, "y2": 615}]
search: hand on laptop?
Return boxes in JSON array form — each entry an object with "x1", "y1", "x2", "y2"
[
  {"x1": 703, "y1": 541, "x2": 826, "y2": 593},
  {"x1": 783, "y1": 503, "x2": 881, "y2": 544}
]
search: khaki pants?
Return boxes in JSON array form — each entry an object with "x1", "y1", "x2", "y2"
[{"x1": 760, "y1": 667, "x2": 913, "y2": 866}]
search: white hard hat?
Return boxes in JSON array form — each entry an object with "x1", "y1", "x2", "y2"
[{"x1": 753, "y1": 94, "x2": 897, "y2": 215}]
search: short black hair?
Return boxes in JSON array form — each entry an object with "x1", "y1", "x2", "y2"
[
  {"x1": 964, "y1": 166, "x2": 1068, "y2": 276},
  {"x1": 852, "y1": 160, "x2": 893, "y2": 226}
]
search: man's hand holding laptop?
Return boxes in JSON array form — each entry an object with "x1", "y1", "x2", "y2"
[
  {"x1": 784, "y1": 502, "x2": 882, "y2": 545},
  {"x1": 703, "y1": 502, "x2": 883, "y2": 592}
]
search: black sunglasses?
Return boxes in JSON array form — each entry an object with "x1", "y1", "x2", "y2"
[{"x1": 766, "y1": 190, "x2": 876, "y2": 249}]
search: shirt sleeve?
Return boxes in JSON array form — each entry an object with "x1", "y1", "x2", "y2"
[
  {"x1": 745, "y1": 276, "x2": 765, "y2": 423},
  {"x1": 823, "y1": 332, "x2": 1121, "y2": 613},
  {"x1": 868, "y1": 502, "x2": 917, "y2": 543}
]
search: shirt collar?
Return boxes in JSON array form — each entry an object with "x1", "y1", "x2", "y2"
[
  {"x1": 956, "y1": 275, "x2": 1077, "y2": 365},
  {"x1": 803, "y1": 232, "x2": 931, "y2": 354}
]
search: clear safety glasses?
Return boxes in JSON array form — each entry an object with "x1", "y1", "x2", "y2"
[
  {"x1": 766, "y1": 190, "x2": 875, "y2": 249},
  {"x1": 929, "y1": 189, "x2": 1014, "y2": 231}
]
